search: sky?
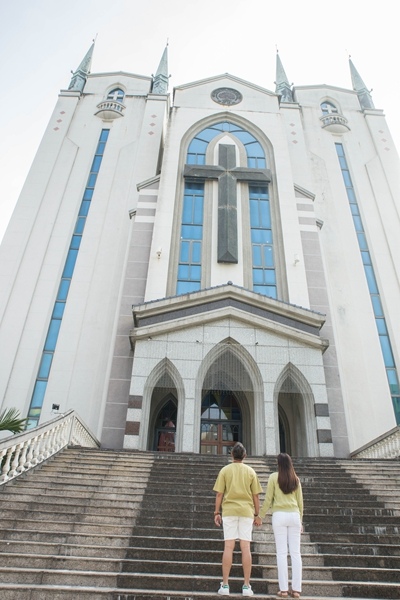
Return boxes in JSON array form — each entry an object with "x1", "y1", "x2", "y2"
[{"x1": 0, "y1": 0, "x2": 399, "y2": 243}]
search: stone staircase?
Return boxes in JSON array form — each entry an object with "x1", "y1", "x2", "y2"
[{"x1": 0, "y1": 449, "x2": 399, "y2": 599}]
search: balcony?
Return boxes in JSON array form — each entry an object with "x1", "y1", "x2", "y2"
[
  {"x1": 95, "y1": 100, "x2": 125, "y2": 121},
  {"x1": 320, "y1": 113, "x2": 350, "y2": 133}
]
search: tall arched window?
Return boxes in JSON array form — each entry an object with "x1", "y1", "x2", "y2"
[{"x1": 177, "y1": 122, "x2": 277, "y2": 298}]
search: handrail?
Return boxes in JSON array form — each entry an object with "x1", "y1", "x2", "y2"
[
  {"x1": 0, "y1": 410, "x2": 100, "y2": 486},
  {"x1": 351, "y1": 426, "x2": 400, "y2": 459}
]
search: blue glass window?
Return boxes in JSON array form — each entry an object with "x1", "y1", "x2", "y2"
[
  {"x1": 74, "y1": 217, "x2": 86, "y2": 235},
  {"x1": 62, "y1": 249, "x2": 78, "y2": 278},
  {"x1": 176, "y1": 182, "x2": 204, "y2": 295},
  {"x1": 186, "y1": 122, "x2": 266, "y2": 168},
  {"x1": 388, "y1": 370, "x2": 400, "y2": 395},
  {"x1": 352, "y1": 215, "x2": 363, "y2": 232},
  {"x1": 361, "y1": 251, "x2": 371, "y2": 265},
  {"x1": 70, "y1": 235, "x2": 82, "y2": 250},
  {"x1": 27, "y1": 129, "x2": 110, "y2": 428},
  {"x1": 38, "y1": 353, "x2": 53, "y2": 379},
  {"x1": 376, "y1": 318, "x2": 388, "y2": 335},
  {"x1": 107, "y1": 88, "x2": 124, "y2": 103},
  {"x1": 321, "y1": 101, "x2": 338, "y2": 115},
  {"x1": 357, "y1": 232, "x2": 368, "y2": 251},
  {"x1": 371, "y1": 295, "x2": 383, "y2": 317},
  {"x1": 52, "y1": 302, "x2": 65, "y2": 319},
  {"x1": 79, "y1": 200, "x2": 91, "y2": 216},
  {"x1": 57, "y1": 279, "x2": 71, "y2": 302},
  {"x1": 87, "y1": 173, "x2": 97, "y2": 188},
  {"x1": 335, "y1": 142, "x2": 400, "y2": 423},
  {"x1": 96, "y1": 142, "x2": 107, "y2": 155},
  {"x1": 250, "y1": 185, "x2": 276, "y2": 298},
  {"x1": 379, "y1": 336, "x2": 395, "y2": 367},
  {"x1": 30, "y1": 381, "x2": 47, "y2": 408},
  {"x1": 364, "y1": 265, "x2": 378, "y2": 294},
  {"x1": 44, "y1": 319, "x2": 62, "y2": 351},
  {"x1": 179, "y1": 123, "x2": 273, "y2": 298}
]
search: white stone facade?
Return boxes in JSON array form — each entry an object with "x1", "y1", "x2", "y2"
[{"x1": 0, "y1": 54, "x2": 399, "y2": 457}]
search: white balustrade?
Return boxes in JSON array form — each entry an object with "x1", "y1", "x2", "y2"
[
  {"x1": 351, "y1": 426, "x2": 400, "y2": 459},
  {"x1": 0, "y1": 410, "x2": 99, "y2": 485}
]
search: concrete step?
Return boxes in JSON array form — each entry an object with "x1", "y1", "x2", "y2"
[
  {"x1": 0, "y1": 567, "x2": 398, "y2": 597},
  {"x1": 1, "y1": 448, "x2": 400, "y2": 599}
]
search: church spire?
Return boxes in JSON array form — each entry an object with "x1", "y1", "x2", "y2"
[
  {"x1": 275, "y1": 50, "x2": 294, "y2": 103},
  {"x1": 151, "y1": 44, "x2": 169, "y2": 94},
  {"x1": 68, "y1": 41, "x2": 95, "y2": 93},
  {"x1": 349, "y1": 57, "x2": 375, "y2": 110}
]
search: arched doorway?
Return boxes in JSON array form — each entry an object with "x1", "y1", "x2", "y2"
[
  {"x1": 153, "y1": 396, "x2": 177, "y2": 452},
  {"x1": 197, "y1": 340, "x2": 260, "y2": 454},
  {"x1": 200, "y1": 390, "x2": 242, "y2": 455},
  {"x1": 275, "y1": 363, "x2": 318, "y2": 457},
  {"x1": 143, "y1": 358, "x2": 185, "y2": 453}
]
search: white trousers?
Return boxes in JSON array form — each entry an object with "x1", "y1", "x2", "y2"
[{"x1": 272, "y1": 511, "x2": 302, "y2": 592}]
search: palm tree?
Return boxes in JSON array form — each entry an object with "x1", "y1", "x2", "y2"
[{"x1": 0, "y1": 408, "x2": 28, "y2": 434}]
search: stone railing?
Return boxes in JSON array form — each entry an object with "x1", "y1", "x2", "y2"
[
  {"x1": 351, "y1": 426, "x2": 400, "y2": 459},
  {"x1": 0, "y1": 410, "x2": 100, "y2": 486},
  {"x1": 95, "y1": 100, "x2": 125, "y2": 120},
  {"x1": 320, "y1": 114, "x2": 349, "y2": 127},
  {"x1": 320, "y1": 113, "x2": 350, "y2": 133}
]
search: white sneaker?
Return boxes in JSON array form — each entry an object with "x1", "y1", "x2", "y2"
[
  {"x1": 218, "y1": 582, "x2": 230, "y2": 595},
  {"x1": 242, "y1": 584, "x2": 254, "y2": 596}
]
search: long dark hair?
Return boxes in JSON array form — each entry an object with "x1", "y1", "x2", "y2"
[{"x1": 277, "y1": 453, "x2": 299, "y2": 494}]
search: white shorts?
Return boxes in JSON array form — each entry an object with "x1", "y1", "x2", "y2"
[{"x1": 222, "y1": 516, "x2": 254, "y2": 541}]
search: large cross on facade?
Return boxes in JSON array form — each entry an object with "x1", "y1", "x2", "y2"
[{"x1": 184, "y1": 144, "x2": 271, "y2": 263}]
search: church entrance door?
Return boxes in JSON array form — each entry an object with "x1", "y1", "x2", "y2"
[
  {"x1": 200, "y1": 391, "x2": 242, "y2": 455},
  {"x1": 153, "y1": 397, "x2": 177, "y2": 452}
]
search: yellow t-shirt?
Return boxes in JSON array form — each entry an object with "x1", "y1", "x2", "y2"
[
  {"x1": 259, "y1": 471, "x2": 303, "y2": 520},
  {"x1": 213, "y1": 461, "x2": 263, "y2": 518}
]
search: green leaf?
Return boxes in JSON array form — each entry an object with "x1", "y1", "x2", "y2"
[{"x1": 0, "y1": 408, "x2": 28, "y2": 434}]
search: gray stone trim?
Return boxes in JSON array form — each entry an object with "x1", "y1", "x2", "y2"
[
  {"x1": 296, "y1": 203, "x2": 314, "y2": 212},
  {"x1": 135, "y1": 297, "x2": 321, "y2": 336},
  {"x1": 139, "y1": 195, "x2": 158, "y2": 202},
  {"x1": 314, "y1": 403, "x2": 330, "y2": 417},
  {"x1": 317, "y1": 429, "x2": 333, "y2": 443},
  {"x1": 136, "y1": 208, "x2": 156, "y2": 217},
  {"x1": 300, "y1": 229, "x2": 350, "y2": 457},
  {"x1": 128, "y1": 396, "x2": 143, "y2": 409},
  {"x1": 294, "y1": 183, "x2": 315, "y2": 201},
  {"x1": 125, "y1": 421, "x2": 141, "y2": 435},
  {"x1": 299, "y1": 216, "x2": 317, "y2": 226}
]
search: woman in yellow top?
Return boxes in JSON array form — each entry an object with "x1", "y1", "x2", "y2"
[{"x1": 254, "y1": 453, "x2": 303, "y2": 598}]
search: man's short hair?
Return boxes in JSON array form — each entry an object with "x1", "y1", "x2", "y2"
[{"x1": 232, "y1": 442, "x2": 246, "y2": 460}]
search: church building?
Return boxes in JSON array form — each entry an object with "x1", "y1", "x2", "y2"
[{"x1": 0, "y1": 44, "x2": 399, "y2": 458}]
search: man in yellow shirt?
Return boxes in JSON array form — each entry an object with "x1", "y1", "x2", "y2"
[{"x1": 213, "y1": 442, "x2": 263, "y2": 597}]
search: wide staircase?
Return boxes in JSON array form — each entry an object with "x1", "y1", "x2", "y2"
[{"x1": 0, "y1": 449, "x2": 399, "y2": 599}]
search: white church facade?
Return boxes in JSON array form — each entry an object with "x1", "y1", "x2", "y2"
[{"x1": 0, "y1": 45, "x2": 399, "y2": 458}]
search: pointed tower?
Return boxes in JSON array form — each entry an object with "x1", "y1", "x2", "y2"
[
  {"x1": 349, "y1": 57, "x2": 375, "y2": 110},
  {"x1": 68, "y1": 42, "x2": 95, "y2": 93},
  {"x1": 151, "y1": 45, "x2": 169, "y2": 94},
  {"x1": 275, "y1": 51, "x2": 294, "y2": 102}
]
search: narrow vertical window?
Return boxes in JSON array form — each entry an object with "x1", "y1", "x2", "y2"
[
  {"x1": 26, "y1": 129, "x2": 110, "y2": 428},
  {"x1": 335, "y1": 143, "x2": 400, "y2": 423},
  {"x1": 250, "y1": 185, "x2": 277, "y2": 298},
  {"x1": 176, "y1": 182, "x2": 204, "y2": 294}
]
